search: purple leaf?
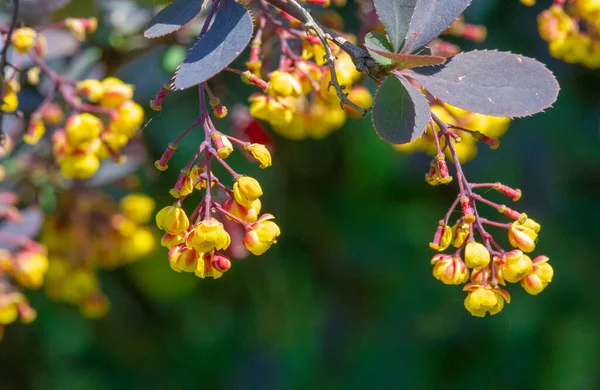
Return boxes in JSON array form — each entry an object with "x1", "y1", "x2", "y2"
[
  {"x1": 0, "y1": 207, "x2": 44, "y2": 251},
  {"x1": 373, "y1": 0, "x2": 417, "y2": 52},
  {"x1": 368, "y1": 47, "x2": 445, "y2": 69},
  {"x1": 174, "y1": 0, "x2": 253, "y2": 90},
  {"x1": 144, "y1": 0, "x2": 202, "y2": 38},
  {"x1": 409, "y1": 50, "x2": 560, "y2": 117},
  {"x1": 17, "y1": 0, "x2": 70, "y2": 20},
  {"x1": 404, "y1": 0, "x2": 471, "y2": 53},
  {"x1": 372, "y1": 75, "x2": 431, "y2": 144}
]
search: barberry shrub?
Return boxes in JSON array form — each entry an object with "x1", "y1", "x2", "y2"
[{"x1": 0, "y1": 0, "x2": 565, "y2": 341}]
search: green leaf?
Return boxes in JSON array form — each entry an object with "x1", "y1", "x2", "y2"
[
  {"x1": 364, "y1": 32, "x2": 394, "y2": 66},
  {"x1": 373, "y1": 0, "x2": 418, "y2": 52},
  {"x1": 372, "y1": 75, "x2": 431, "y2": 144},
  {"x1": 368, "y1": 47, "x2": 445, "y2": 69}
]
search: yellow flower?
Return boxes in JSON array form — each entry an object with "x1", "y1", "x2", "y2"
[
  {"x1": 244, "y1": 214, "x2": 281, "y2": 255},
  {"x1": 12, "y1": 250, "x2": 49, "y2": 289},
  {"x1": 249, "y1": 94, "x2": 295, "y2": 127},
  {"x1": 463, "y1": 285, "x2": 510, "y2": 317},
  {"x1": 233, "y1": 176, "x2": 263, "y2": 208},
  {"x1": 23, "y1": 119, "x2": 45, "y2": 145},
  {"x1": 501, "y1": 250, "x2": 533, "y2": 283},
  {"x1": 155, "y1": 205, "x2": 189, "y2": 234},
  {"x1": 98, "y1": 77, "x2": 134, "y2": 108},
  {"x1": 267, "y1": 70, "x2": 302, "y2": 97},
  {"x1": 224, "y1": 198, "x2": 261, "y2": 223},
  {"x1": 1, "y1": 82, "x2": 19, "y2": 112},
  {"x1": 11, "y1": 27, "x2": 37, "y2": 54},
  {"x1": 464, "y1": 241, "x2": 491, "y2": 269},
  {"x1": 169, "y1": 173, "x2": 194, "y2": 198},
  {"x1": 508, "y1": 221, "x2": 538, "y2": 253},
  {"x1": 246, "y1": 143, "x2": 272, "y2": 168},
  {"x1": 77, "y1": 79, "x2": 105, "y2": 103},
  {"x1": 195, "y1": 252, "x2": 223, "y2": 279},
  {"x1": 521, "y1": 255, "x2": 553, "y2": 295},
  {"x1": 65, "y1": 113, "x2": 103, "y2": 147},
  {"x1": 160, "y1": 232, "x2": 186, "y2": 249},
  {"x1": 431, "y1": 254, "x2": 469, "y2": 285},
  {"x1": 59, "y1": 153, "x2": 100, "y2": 179},
  {"x1": 344, "y1": 86, "x2": 373, "y2": 118},
  {"x1": 0, "y1": 302, "x2": 18, "y2": 325},
  {"x1": 186, "y1": 217, "x2": 231, "y2": 253},
  {"x1": 120, "y1": 228, "x2": 155, "y2": 260},
  {"x1": 168, "y1": 245, "x2": 200, "y2": 273},
  {"x1": 452, "y1": 222, "x2": 470, "y2": 248},
  {"x1": 429, "y1": 225, "x2": 452, "y2": 251},
  {"x1": 111, "y1": 101, "x2": 144, "y2": 138},
  {"x1": 119, "y1": 193, "x2": 156, "y2": 224},
  {"x1": 96, "y1": 131, "x2": 129, "y2": 159}
]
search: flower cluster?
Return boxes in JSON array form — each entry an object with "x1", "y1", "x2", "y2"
[
  {"x1": 241, "y1": 11, "x2": 371, "y2": 140},
  {"x1": 2, "y1": 19, "x2": 143, "y2": 180},
  {"x1": 424, "y1": 110, "x2": 554, "y2": 317},
  {"x1": 395, "y1": 103, "x2": 511, "y2": 163},
  {"x1": 153, "y1": 88, "x2": 281, "y2": 278},
  {"x1": 531, "y1": 1, "x2": 600, "y2": 68},
  {"x1": 42, "y1": 192, "x2": 156, "y2": 318}
]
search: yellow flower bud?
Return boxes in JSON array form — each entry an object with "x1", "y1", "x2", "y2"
[
  {"x1": 463, "y1": 285, "x2": 510, "y2": 317},
  {"x1": 169, "y1": 174, "x2": 194, "y2": 198},
  {"x1": 186, "y1": 217, "x2": 231, "y2": 253},
  {"x1": 59, "y1": 153, "x2": 100, "y2": 179},
  {"x1": 119, "y1": 193, "x2": 156, "y2": 224},
  {"x1": 501, "y1": 250, "x2": 533, "y2": 283},
  {"x1": 155, "y1": 205, "x2": 189, "y2": 235},
  {"x1": 521, "y1": 256, "x2": 553, "y2": 295},
  {"x1": 211, "y1": 134, "x2": 234, "y2": 159},
  {"x1": 111, "y1": 101, "x2": 145, "y2": 138},
  {"x1": 195, "y1": 252, "x2": 224, "y2": 279},
  {"x1": 508, "y1": 221, "x2": 537, "y2": 253},
  {"x1": 96, "y1": 131, "x2": 129, "y2": 160},
  {"x1": 11, "y1": 27, "x2": 37, "y2": 54},
  {"x1": 233, "y1": 176, "x2": 263, "y2": 208},
  {"x1": 429, "y1": 225, "x2": 452, "y2": 251},
  {"x1": 244, "y1": 215, "x2": 281, "y2": 255},
  {"x1": 66, "y1": 113, "x2": 103, "y2": 147},
  {"x1": 98, "y1": 77, "x2": 134, "y2": 108},
  {"x1": 246, "y1": 143, "x2": 272, "y2": 168},
  {"x1": 464, "y1": 241, "x2": 490, "y2": 269},
  {"x1": 77, "y1": 79, "x2": 105, "y2": 103},
  {"x1": 431, "y1": 254, "x2": 469, "y2": 285}
]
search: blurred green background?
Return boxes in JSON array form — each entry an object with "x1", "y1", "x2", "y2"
[{"x1": 2, "y1": 0, "x2": 600, "y2": 389}]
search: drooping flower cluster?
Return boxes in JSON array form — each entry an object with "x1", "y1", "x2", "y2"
[
  {"x1": 42, "y1": 191, "x2": 156, "y2": 318},
  {"x1": 153, "y1": 87, "x2": 281, "y2": 278},
  {"x1": 424, "y1": 110, "x2": 554, "y2": 317},
  {"x1": 3, "y1": 20, "x2": 144, "y2": 180},
  {"x1": 526, "y1": 1, "x2": 600, "y2": 68},
  {"x1": 395, "y1": 102, "x2": 511, "y2": 163},
  {"x1": 237, "y1": 4, "x2": 372, "y2": 140}
]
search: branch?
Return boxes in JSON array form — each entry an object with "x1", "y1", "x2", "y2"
[
  {"x1": 264, "y1": 0, "x2": 385, "y2": 81},
  {"x1": 264, "y1": 0, "x2": 386, "y2": 114},
  {"x1": 0, "y1": 0, "x2": 19, "y2": 144}
]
